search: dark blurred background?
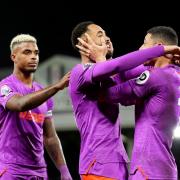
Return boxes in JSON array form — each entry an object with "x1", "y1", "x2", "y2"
[
  {"x1": 0, "y1": 1, "x2": 179, "y2": 68},
  {"x1": 0, "y1": 1, "x2": 179, "y2": 179}
]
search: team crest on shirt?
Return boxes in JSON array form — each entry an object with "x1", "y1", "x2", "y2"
[
  {"x1": 0, "y1": 85, "x2": 12, "y2": 97},
  {"x1": 136, "y1": 70, "x2": 150, "y2": 85}
]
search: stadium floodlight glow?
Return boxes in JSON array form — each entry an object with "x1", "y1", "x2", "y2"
[{"x1": 173, "y1": 125, "x2": 180, "y2": 138}]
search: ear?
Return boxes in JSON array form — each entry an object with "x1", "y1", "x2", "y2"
[
  {"x1": 81, "y1": 33, "x2": 88, "y2": 43},
  {"x1": 11, "y1": 54, "x2": 16, "y2": 63},
  {"x1": 78, "y1": 34, "x2": 88, "y2": 47},
  {"x1": 156, "y1": 40, "x2": 164, "y2": 46}
]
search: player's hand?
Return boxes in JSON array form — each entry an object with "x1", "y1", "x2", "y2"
[
  {"x1": 58, "y1": 72, "x2": 71, "y2": 90},
  {"x1": 76, "y1": 33, "x2": 107, "y2": 62},
  {"x1": 172, "y1": 55, "x2": 180, "y2": 66},
  {"x1": 163, "y1": 45, "x2": 180, "y2": 60},
  {"x1": 164, "y1": 45, "x2": 180, "y2": 55}
]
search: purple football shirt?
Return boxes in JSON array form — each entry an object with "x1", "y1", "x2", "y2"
[
  {"x1": 0, "y1": 74, "x2": 53, "y2": 178},
  {"x1": 105, "y1": 65, "x2": 180, "y2": 179},
  {"x1": 68, "y1": 46, "x2": 165, "y2": 179}
]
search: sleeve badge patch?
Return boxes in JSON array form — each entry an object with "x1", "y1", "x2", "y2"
[
  {"x1": 136, "y1": 70, "x2": 150, "y2": 85},
  {"x1": 0, "y1": 85, "x2": 12, "y2": 97}
]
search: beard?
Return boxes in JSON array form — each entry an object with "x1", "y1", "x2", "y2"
[
  {"x1": 28, "y1": 69, "x2": 37, "y2": 73},
  {"x1": 106, "y1": 50, "x2": 113, "y2": 60},
  {"x1": 22, "y1": 68, "x2": 37, "y2": 73}
]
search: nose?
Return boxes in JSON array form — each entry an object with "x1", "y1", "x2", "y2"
[
  {"x1": 105, "y1": 37, "x2": 111, "y2": 45},
  {"x1": 31, "y1": 56, "x2": 39, "y2": 63},
  {"x1": 31, "y1": 55, "x2": 37, "y2": 60}
]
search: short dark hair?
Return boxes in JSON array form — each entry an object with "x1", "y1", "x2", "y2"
[
  {"x1": 71, "y1": 21, "x2": 94, "y2": 50},
  {"x1": 147, "y1": 26, "x2": 178, "y2": 45}
]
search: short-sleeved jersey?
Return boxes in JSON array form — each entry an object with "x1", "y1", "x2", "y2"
[{"x1": 0, "y1": 74, "x2": 53, "y2": 177}]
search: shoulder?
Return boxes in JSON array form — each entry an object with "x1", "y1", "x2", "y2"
[
  {"x1": 0, "y1": 75, "x2": 17, "y2": 90},
  {"x1": 72, "y1": 63, "x2": 94, "y2": 72},
  {"x1": 0, "y1": 74, "x2": 14, "y2": 84},
  {"x1": 135, "y1": 68, "x2": 164, "y2": 85},
  {"x1": 0, "y1": 75, "x2": 17, "y2": 97},
  {"x1": 72, "y1": 64, "x2": 82, "y2": 71},
  {"x1": 71, "y1": 64, "x2": 82, "y2": 75},
  {"x1": 71, "y1": 63, "x2": 94, "y2": 78}
]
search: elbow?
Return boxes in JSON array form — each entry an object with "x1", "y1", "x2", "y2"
[
  {"x1": 14, "y1": 99, "x2": 29, "y2": 112},
  {"x1": 15, "y1": 102, "x2": 26, "y2": 112},
  {"x1": 19, "y1": 105, "x2": 29, "y2": 112},
  {"x1": 6, "y1": 95, "x2": 30, "y2": 112},
  {"x1": 6, "y1": 101, "x2": 26, "y2": 112},
  {"x1": 43, "y1": 135, "x2": 59, "y2": 147}
]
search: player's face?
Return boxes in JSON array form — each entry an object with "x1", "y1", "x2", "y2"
[
  {"x1": 140, "y1": 33, "x2": 157, "y2": 66},
  {"x1": 105, "y1": 36, "x2": 114, "y2": 59},
  {"x1": 87, "y1": 24, "x2": 113, "y2": 59},
  {"x1": 11, "y1": 42, "x2": 39, "y2": 73}
]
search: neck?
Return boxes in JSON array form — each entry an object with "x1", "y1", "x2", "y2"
[
  {"x1": 81, "y1": 54, "x2": 107, "y2": 64},
  {"x1": 81, "y1": 55, "x2": 94, "y2": 64},
  {"x1": 13, "y1": 68, "x2": 34, "y2": 87},
  {"x1": 154, "y1": 56, "x2": 171, "y2": 68}
]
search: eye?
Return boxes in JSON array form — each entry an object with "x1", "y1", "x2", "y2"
[
  {"x1": 97, "y1": 34, "x2": 103, "y2": 38},
  {"x1": 97, "y1": 31, "x2": 104, "y2": 38},
  {"x1": 35, "y1": 50, "x2": 39, "y2": 55},
  {"x1": 23, "y1": 50, "x2": 32, "y2": 55}
]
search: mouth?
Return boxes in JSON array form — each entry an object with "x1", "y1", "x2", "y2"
[{"x1": 28, "y1": 63, "x2": 38, "y2": 67}]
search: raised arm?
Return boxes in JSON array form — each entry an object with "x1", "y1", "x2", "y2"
[
  {"x1": 91, "y1": 46, "x2": 163, "y2": 81},
  {"x1": 4, "y1": 72, "x2": 70, "y2": 112},
  {"x1": 104, "y1": 70, "x2": 157, "y2": 105},
  {"x1": 77, "y1": 34, "x2": 180, "y2": 82}
]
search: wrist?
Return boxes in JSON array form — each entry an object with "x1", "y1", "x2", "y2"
[
  {"x1": 164, "y1": 45, "x2": 178, "y2": 54},
  {"x1": 54, "y1": 83, "x2": 64, "y2": 91},
  {"x1": 59, "y1": 164, "x2": 70, "y2": 174}
]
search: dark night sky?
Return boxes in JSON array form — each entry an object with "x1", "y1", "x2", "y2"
[{"x1": 0, "y1": 1, "x2": 179, "y2": 67}]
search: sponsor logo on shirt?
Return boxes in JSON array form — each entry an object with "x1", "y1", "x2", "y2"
[
  {"x1": 0, "y1": 85, "x2": 12, "y2": 97},
  {"x1": 19, "y1": 111, "x2": 45, "y2": 123},
  {"x1": 136, "y1": 70, "x2": 150, "y2": 85}
]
